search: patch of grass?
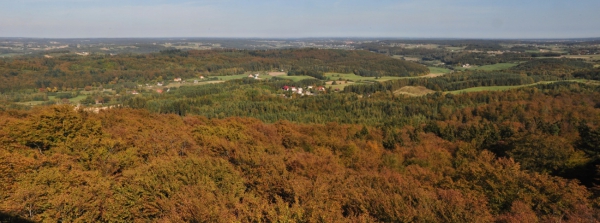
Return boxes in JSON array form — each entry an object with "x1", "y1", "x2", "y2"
[
  {"x1": 427, "y1": 67, "x2": 451, "y2": 74},
  {"x1": 326, "y1": 73, "x2": 370, "y2": 81},
  {"x1": 325, "y1": 73, "x2": 410, "y2": 82},
  {"x1": 325, "y1": 80, "x2": 360, "y2": 90},
  {"x1": 447, "y1": 80, "x2": 584, "y2": 94},
  {"x1": 453, "y1": 63, "x2": 519, "y2": 71},
  {"x1": 210, "y1": 74, "x2": 255, "y2": 81},
  {"x1": 15, "y1": 101, "x2": 48, "y2": 106},
  {"x1": 376, "y1": 76, "x2": 409, "y2": 81},
  {"x1": 401, "y1": 56, "x2": 420, "y2": 61},
  {"x1": 562, "y1": 55, "x2": 600, "y2": 61},
  {"x1": 471, "y1": 63, "x2": 519, "y2": 71},
  {"x1": 68, "y1": 95, "x2": 88, "y2": 103},
  {"x1": 276, "y1": 75, "x2": 316, "y2": 82},
  {"x1": 448, "y1": 85, "x2": 532, "y2": 94},
  {"x1": 393, "y1": 86, "x2": 435, "y2": 97}
]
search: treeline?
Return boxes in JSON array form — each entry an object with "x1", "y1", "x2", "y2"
[
  {"x1": 510, "y1": 58, "x2": 594, "y2": 76},
  {"x1": 2, "y1": 83, "x2": 600, "y2": 221},
  {"x1": 574, "y1": 68, "x2": 600, "y2": 80},
  {"x1": 344, "y1": 71, "x2": 563, "y2": 94},
  {"x1": 438, "y1": 52, "x2": 561, "y2": 66},
  {"x1": 357, "y1": 41, "x2": 566, "y2": 66},
  {"x1": 0, "y1": 48, "x2": 428, "y2": 92}
]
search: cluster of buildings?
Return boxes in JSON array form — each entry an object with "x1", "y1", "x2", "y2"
[{"x1": 282, "y1": 85, "x2": 326, "y2": 96}]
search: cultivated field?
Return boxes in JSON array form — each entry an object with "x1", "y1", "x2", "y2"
[
  {"x1": 268, "y1": 72, "x2": 287, "y2": 76},
  {"x1": 446, "y1": 80, "x2": 595, "y2": 94},
  {"x1": 393, "y1": 86, "x2": 435, "y2": 96},
  {"x1": 455, "y1": 63, "x2": 519, "y2": 71},
  {"x1": 427, "y1": 66, "x2": 451, "y2": 74},
  {"x1": 562, "y1": 55, "x2": 600, "y2": 62},
  {"x1": 276, "y1": 75, "x2": 316, "y2": 82}
]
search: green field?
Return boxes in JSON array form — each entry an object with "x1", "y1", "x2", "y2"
[
  {"x1": 447, "y1": 80, "x2": 595, "y2": 94},
  {"x1": 455, "y1": 63, "x2": 519, "y2": 71},
  {"x1": 275, "y1": 75, "x2": 316, "y2": 82},
  {"x1": 326, "y1": 81, "x2": 358, "y2": 90},
  {"x1": 474, "y1": 63, "x2": 519, "y2": 71},
  {"x1": 448, "y1": 85, "x2": 533, "y2": 94},
  {"x1": 15, "y1": 101, "x2": 48, "y2": 106},
  {"x1": 392, "y1": 55, "x2": 420, "y2": 61},
  {"x1": 210, "y1": 74, "x2": 257, "y2": 81},
  {"x1": 68, "y1": 95, "x2": 88, "y2": 103},
  {"x1": 427, "y1": 66, "x2": 451, "y2": 74},
  {"x1": 562, "y1": 55, "x2": 600, "y2": 62}
]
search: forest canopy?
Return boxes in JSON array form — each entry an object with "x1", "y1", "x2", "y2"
[{"x1": 0, "y1": 48, "x2": 429, "y2": 92}]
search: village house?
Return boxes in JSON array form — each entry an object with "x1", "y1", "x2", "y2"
[
  {"x1": 282, "y1": 85, "x2": 290, "y2": 91},
  {"x1": 157, "y1": 82, "x2": 163, "y2": 86},
  {"x1": 174, "y1": 77, "x2": 182, "y2": 82},
  {"x1": 131, "y1": 90, "x2": 139, "y2": 95}
]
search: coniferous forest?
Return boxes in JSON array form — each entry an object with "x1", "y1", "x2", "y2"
[{"x1": 1, "y1": 45, "x2": 600, "y2": 222}]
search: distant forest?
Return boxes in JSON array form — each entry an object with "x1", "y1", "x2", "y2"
[
  {"x1": 0, "y1": 48, "x2": 428, "y2": 92},
  {"x1": 2, "y1": 44, "x2": 600, "y2": 222}
]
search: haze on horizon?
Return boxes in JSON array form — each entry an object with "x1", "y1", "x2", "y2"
[{"x1": 1, "y1": 0, "x2": 599, "y2": 39}]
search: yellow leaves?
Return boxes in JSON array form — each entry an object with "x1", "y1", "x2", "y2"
[{"x1": 0, "y1": 106, "x2": 599, "y2": 221}]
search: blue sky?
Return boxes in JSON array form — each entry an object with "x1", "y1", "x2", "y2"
[{"x1": 1, "y1": 0, "x2": 599, "y2": 38}]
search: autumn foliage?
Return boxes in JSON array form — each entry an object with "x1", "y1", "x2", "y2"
[{"x1": 1, "y1": 105, "x2": 599, "y2": 222}]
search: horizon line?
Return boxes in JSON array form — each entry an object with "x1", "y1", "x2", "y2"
[{"x1": 2, "y1": 36, "x2": 600, "y2": 41}]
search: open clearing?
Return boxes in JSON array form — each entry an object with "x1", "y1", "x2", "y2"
[
  {"x1": 474, "y1": 63, "x2": 519, "y2": 71},
  {"x1": 276, "y1": 75, "x2": 316, "y2": 82},
  {"x1": 167, "y1": 80, "x2": 225, "y2": 88},
  {"x1": 15, "y1": 101, "x2": 47, "y2": 106},
  {"x1": 562, "y1": 55, "x2": 600, "y2": 62},
  {"x1": 69, "y1": 95, "x2": 88, "y2": 103},
  {"x1": 455, "y1": 63, "x2": 519, "y2": 71},
  {"x1": 448, "y1": 85, "x2": 533, "y2": 94},
  {"x1": 447, "y1": 80, "x2": 596, "y2": 94},
  {"x1": 393, "y1": 86, "x2": 435, "y2": 96},
  {"x1": 427, "y1": 66, "x2": 451, "y2": 74},
  {"x1": 325, "y1": 81, "x2": 358, "y2": 90},
  {"x1": 268, "y1": 72, "x2": 287, "y2": 76}
]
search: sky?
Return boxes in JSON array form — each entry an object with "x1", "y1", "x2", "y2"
[{"x1": 1, "y1": 0, "x2": 599, "y2": 38}]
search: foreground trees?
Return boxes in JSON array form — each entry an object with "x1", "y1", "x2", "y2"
[{"x1": 1, "y1": 105, "x2": 599, "y2": 222}]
